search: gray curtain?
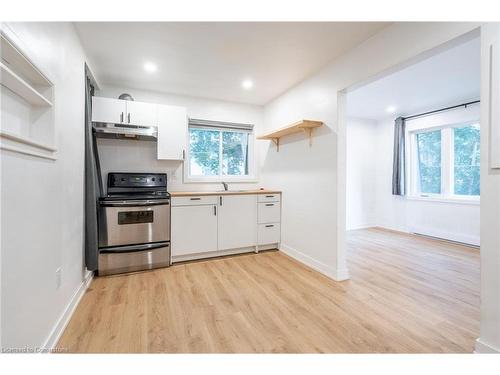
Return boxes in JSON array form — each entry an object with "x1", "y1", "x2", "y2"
[
  {"x1": 392, "y1": 117, "x2": 406, "y2": 196},
  {"x1": 84, "y1": 64, "x2": 102, "y2": 271}
]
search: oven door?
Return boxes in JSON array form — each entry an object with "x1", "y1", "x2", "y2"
[
  {"x1": 98, "y1": 199, "x2": 170, "y2": 247},
  {"x1": 99, "y1": 242, "x2": 170, "y2": 276}
]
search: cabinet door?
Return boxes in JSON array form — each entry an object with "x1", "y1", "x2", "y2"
[
  {"x1": 171, "y1": 205, "x2": 218, "y2": 256},
  {"x1": 125, "y1": 100, "x2": 158, "y2": 127},
  {"x1": 157, "y1": 104, "x2": 187, "y2": 160},
  {"x1": 218, "y1": 195, "x2": 257, "y2": 250},
  {"x1": 91, "y1": 97, "x2": 126, "y2": 124}
]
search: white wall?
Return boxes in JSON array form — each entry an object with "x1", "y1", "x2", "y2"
[
  {"x1": 346, "y1": 117, "x2": 377, "y2": 230},
  {"x1": 369, "y1": 105, "x2": 481, "y2": 246},
  {"x1": 95, "y1": 86, "x2": 266, "y2": 192},
  {"x1": 261, "y1": 23, "x2": 480, "y2": 281},
  {"x1": 476, "y1": 23, "x2": 500, "y2": 354},
  {"x1": 1, "y1": 23, "x2": 90, "y2": 349}
]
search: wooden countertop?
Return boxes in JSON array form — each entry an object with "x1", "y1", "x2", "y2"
[{"x1": 170, "y1": 189, "x2": 281, "y2": 197}]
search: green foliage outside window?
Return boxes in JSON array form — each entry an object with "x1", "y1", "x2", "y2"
[
  {"x1": 189, "y1": 128, "x2": 220, "y2": 176},
  {"x1": 417, "y1": 130, "x2": 442, "y2": 194},
  {"x1": 189, "y1": 127, "x2": 249, "y2": 177},
  {"x1": 454, "y1": 124, "x2": 480, "y2": 196}
]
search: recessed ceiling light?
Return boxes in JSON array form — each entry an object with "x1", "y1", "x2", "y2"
[
  {"x1": 144, "y1": 62, "x2": 157, "y2": 73},
  {"x1": 386, "y1": 105, "x2": 397, "y2": 114},
  {"x1": 242, "y1": 79, "x2": 254, "y2": 90}
]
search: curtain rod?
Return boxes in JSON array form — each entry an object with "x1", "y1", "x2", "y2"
[{"x1": 402, "y1": 100, "x2": 480, "y2": 121}]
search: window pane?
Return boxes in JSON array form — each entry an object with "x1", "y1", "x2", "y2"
[
  {"x1": 454, "y1": 124, "x2": 480, "y2": 196},
  {"x1": 189, "y1": 128, "x2": 220, "y2": 176},
  {"x1": 222, "y1": 131, "x2": 249, "y2": 176},
  {"x1": 416, "y1": 130, "x2": 442, "y2": 194}
]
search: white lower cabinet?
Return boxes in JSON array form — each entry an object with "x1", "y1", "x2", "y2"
[
  {"x1": 218, "y1": 194, "x2": 257, "y2": 250},
  {"x1": 258, "y1": 202, "x2": 281, "y2": 223},
  {"x1": 171, "y1": 193, "x2": 281, "y2": 262},
  {"x1": 171, "y1": 204, "x2": 218, "y2": 257},
  {"x1": 258, "y1": 223, "x2": 281, "y2": 245}
]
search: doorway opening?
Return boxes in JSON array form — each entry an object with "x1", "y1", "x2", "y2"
[{"x1": 337, "y1": 30, "x2": 481, "y2": 352}]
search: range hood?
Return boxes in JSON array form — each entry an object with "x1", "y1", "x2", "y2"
[{"x1": 93, "y1": 123, "x2": 157, "y2": 141}]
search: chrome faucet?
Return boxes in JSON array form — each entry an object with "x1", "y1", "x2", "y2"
[{"x1": 222, "y1": 182, "x2": 228, "y2": 191}]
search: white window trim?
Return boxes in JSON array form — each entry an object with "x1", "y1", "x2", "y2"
[
  {"x1": 183, "y1": 124, "x2": 258, "y2": 183},
  {"x1": 407, "y1": 120, "x2": 480, "y2": 203}
]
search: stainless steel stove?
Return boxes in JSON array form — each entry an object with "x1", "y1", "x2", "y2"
[{"x1": 97, "y1": 173, "x2": 170, "y2": 276}]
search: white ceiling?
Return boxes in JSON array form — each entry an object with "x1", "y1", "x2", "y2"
[
  {"x1": 75, "y1": 22, "x2": 390, "y2": 105},
  {"x1": 347, "y1": 37, "x2": 480, "y2": 121}
]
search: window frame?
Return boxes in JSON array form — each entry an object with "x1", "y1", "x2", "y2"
[
  {"x1": 183, "y1": 123, "x2": 257, "y2": 183},
  {"x1": 407, "y1": 120, "x2": 480, "y2": 204}
]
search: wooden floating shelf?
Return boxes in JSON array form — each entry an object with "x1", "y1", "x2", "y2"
[{"x1": 257, "y1": 119, "x2": 323, "y2": 152}]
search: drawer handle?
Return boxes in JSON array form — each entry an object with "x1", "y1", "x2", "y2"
[
  {"x1": 265, "y1": 195, "x2": 274, "y2": 198},
  {"x1": 265, "y1": 203, "x2": 274, "y2": 206},
  {"x1": 190, "y1": 197, "x2": 201, "y2": 200},
  {"x1": 265, "y1": 225, "x2": 274, "y2": 228}
]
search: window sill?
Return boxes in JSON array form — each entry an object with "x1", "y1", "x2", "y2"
[{"x1": 406, "y1": 195, "x2": 480, "y2": 205}]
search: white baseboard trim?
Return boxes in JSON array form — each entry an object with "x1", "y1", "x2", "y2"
[
  {"x1": 475, "y1": 338, "x2": 500, "y2": 353},
  {"x1": 334, "y1": 267, "x2": 350, "y2": 281},
  {"x1": 279, "y1": 243, "x2": 349, "y2": 282},
  {"x1": 43, "y1": 270, "x2": 94, "y2": 351},
  {"x1": 376, "y1": 223, "x2": 410, "y2": 234},
  {"x1": 371, "y1": 224, "x2": 479, "y2": 247},
  {"x1": 346, "y1": 223, "x2": 376, "y2": 231},
  {"x1": 409, "y1": 226, "x2": 480, "y2": 247},
  {"x1": 172, "y1": 246, "x2": 257, "y2": 263}
]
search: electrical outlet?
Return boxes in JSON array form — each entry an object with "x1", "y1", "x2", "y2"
[{"x1": 55, "y1": 267, "x2": 61, "y2": 289}]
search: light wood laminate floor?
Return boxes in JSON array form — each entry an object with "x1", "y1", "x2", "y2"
[{"x1": 57, "y1": 228, "x2": 480, "y2": 353}]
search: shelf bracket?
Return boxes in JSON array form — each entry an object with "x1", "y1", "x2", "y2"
[
  {"x1": 271, "y1": 138, "x2": 280, "y2": 152},
  {"x1": 301, "y1": 127, "x2": 314, "y2": 147}
]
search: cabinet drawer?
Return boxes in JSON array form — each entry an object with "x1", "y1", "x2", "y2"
[
  {"x1": 258, "y1": 202, "x2": 281, "y2": 223},
  {"x1": 258, "y1": 223, "x2": 281, "y2": 245},
  {"x1": 172, "y1": 196, "x2": 218, "y2": 206},
  {"x1": 257, "y1": 193, "x2": 281, "y2": 203}
]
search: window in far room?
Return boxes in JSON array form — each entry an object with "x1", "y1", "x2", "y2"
[
  {"x1": 453, "y1": 124, "x2": 480, "y2": 196},
  {"x1": 185, "y1": 119, "x2": 254, "y2": 182},
  {"x1": 416, "y1": 129, "x2": 442, "y2": 194},
  {"x1": 409, "y1": 123, "x2": 480, "y2": 200}
]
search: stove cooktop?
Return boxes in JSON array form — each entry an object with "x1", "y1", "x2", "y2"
[{"x1": 101, "y1": 172, "x2": 169, "y2": 201}]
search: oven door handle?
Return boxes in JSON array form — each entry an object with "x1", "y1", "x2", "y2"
[
  {"x1": 100, "y1": 242, "x2": 170, "y2": 254},
  {"x1": 100, "y1": 199, "x2": 170, "y2": 207}
]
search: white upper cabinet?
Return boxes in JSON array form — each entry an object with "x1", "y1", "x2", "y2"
[
  {"x1": 125, "y1": 100, "x2": 158, "y2": 127},
  {"x1": 157, "y1": 104, "x2": 187, "y2": 160},
  {"x1": 217, "y1": 195, "x2": 257, "y2": 250},
  {"x1": 92, "y1": 97, "x2": 127, "y2": 124},
  {"x1": 91, "y1": 97, "x2": 158, "y2": 127}
]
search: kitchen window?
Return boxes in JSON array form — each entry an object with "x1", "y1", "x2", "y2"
[
  {"x1": 408, "y1": 123, "x2": 480, "y2": 201},
  {"x1": 185, "y1": 119, "x2": 255, "y2": 182}
]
